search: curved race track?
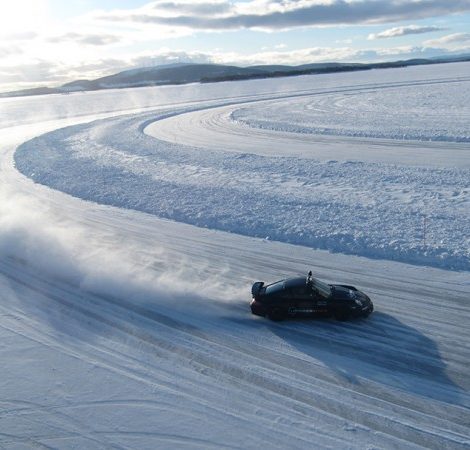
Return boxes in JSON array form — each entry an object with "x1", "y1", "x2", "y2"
[{"x1": 146, "y1": 75, "x2": 470, "y2": 166}]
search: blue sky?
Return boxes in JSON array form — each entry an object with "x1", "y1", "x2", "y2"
[{"x1": 1, "y1": 0, "x2": 470, "y2": 91}]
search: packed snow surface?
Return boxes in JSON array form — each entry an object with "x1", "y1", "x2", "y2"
[
  {"x1": 231, "y1": 75, "x2": 470, "y2": 142},
  {"x1": 1, "y1": 62, "x2": 469, "y2": 449}
]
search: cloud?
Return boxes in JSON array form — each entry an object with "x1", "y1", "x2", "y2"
[
  {"x1": 0, "y1": 60, "x2": 62, "y2": 85},
  {"x1": 97, "y1": 0, "x2": 470, "y2": 31},
  {"x1": 0, "y1": 46, "x2": 22, "y2": 58},
  {"x1": 48, "y1": 32, "x2": 121, "y2": 46},
  {"x1": 151, "y1": 0, "x2": 232, "y2": 16},
  {"x1": 224, "y1": 46, "x2": 359, "y2": 66},
  {"x1": 121, "y1": 44, "x2": 456, "y2": 68},
  {"x1": 131, "y1": 50, "x2": 213, "y2": 67},
  {"x1": 368, "y1": 25, "x2": 444, "y2": 40},
  {"x1": 424, "y1": 32, "x2": 470, "y2": 46},
  {"x1": 3, "y1": 31, "x2": 38, "y2": 41}
]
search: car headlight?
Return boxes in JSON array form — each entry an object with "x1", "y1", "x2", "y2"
[{"x1": 354, "y1": 299, "x2": 362, "y2": 307}]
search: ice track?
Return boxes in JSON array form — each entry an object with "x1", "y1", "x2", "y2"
[{"x1": 1, "y1": 64, "x2": 470, "y2": 449}]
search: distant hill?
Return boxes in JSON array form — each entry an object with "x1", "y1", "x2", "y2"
[
  {"x1": 60, "y1": 63, "x2": 270, "y2": 91},
  {"x1": 2, "y1": 55, "x2": 470, "y2": 98}
]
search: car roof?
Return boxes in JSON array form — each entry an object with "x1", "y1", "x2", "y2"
[{"x1": 284, "y1": 277, "x2": 306, "y2": 288}]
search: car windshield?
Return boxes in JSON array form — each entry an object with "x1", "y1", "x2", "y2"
[
  {"x1": 313, "y1": 278, "x2": 331, "y2": 297},
  {"x1": 265, "y1": 281, "x2": 285, "y2": 295}
]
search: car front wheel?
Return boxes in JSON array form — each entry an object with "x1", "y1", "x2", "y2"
[
  {"x1": 363, "y1": 304, "x2": 374, "y2": 317},
  {"x1": 334, "y1": 309, "x2": 350, "y2": 321}
]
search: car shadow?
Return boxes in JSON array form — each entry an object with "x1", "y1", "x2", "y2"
[{"x1": 266, "y1": 311, "x2": 466, "y2": 407}]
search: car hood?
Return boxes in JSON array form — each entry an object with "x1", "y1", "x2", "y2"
[{"x1": 331, "y1": 285, "x2": 368, "y2": 302}]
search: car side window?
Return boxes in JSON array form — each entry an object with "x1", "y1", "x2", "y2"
[
  {"x1": 279, "y1": 289, "x2": 293, "y2": 300},
  {"x1": 290, "y1": 285, "x2": 312, "y2": 300}
]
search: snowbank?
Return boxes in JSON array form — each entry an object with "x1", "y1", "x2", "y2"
[{"x1": 15, "y1": 106, "x2": 470, "y2": 270}]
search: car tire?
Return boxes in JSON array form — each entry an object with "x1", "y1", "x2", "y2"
[
  {"x1": 268, "y1": 307, "x2": 286, "y2": 321},
  {"x1": 334, "y1": 309, "x2": 349, "y2": 321},
  {"x1": 364, "y1": 304, "x2": 374, "y2": 317}
]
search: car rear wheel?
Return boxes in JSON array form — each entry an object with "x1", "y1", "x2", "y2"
[{"x1": 267, "y1": 307, "x2": 286, "y2": 321}]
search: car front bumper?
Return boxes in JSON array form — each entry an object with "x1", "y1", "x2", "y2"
[{"x1": 358, "y1": 302, "x2": 374, "y2": 317}]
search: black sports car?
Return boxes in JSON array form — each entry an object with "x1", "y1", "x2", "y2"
[{"x1": 250, "y1": 272, "x2": 373, "y2": 321}]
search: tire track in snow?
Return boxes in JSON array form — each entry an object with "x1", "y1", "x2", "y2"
[
  {"x1": 0, "y1": 261, "x2": 351, "y2": 449},
  {"x1": 1, "y1": 257, "x2": 469, "y2": 449},
  {"x1": 145, "y1": 80, "x2": 470, "y2": 167}
]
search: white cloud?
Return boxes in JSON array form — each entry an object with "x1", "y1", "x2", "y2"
[
  {"x1": 424, "y1": 32, "x2": 470, "y2": 47},
  {"x1": 3, "y1": 31, "x2": 38, "y2": 41},
  {"x1": 47, "y1": 32, "x2": 122, "y2": 46},
  {"x1": 131, "y1": 50, "x2": 213, "y2": 67},
  {"x1": 0, "y1": 46, "x2": 22, "y2": 58},
  {"x1": 225, "y1": 46, "x2": 357, "y2": 66},
  {"x1": 102, "y1": 43, "x2": 458, "y2": 69},
  {"x1": 368, "y1": 25, "x2": 444, "y2": 40},
  {"x1": 0, "y1": 60, "x2": 63, "y2": 86},
  {"x1": 97, "y1": 0, "x2": 470, "y2": 31},
  {"x1": 150, "y1": 0, "x2": 233, "y2": 16}
]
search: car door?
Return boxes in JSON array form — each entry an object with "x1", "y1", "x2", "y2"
[
  {"x1": 288, "y1": 285, "x2": 316, "y2": 315},
  {"x1": 312, "y1": 288, "x2": 329, "y2": 315}
]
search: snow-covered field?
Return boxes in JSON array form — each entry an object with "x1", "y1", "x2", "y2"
[{"x1": 0, "y1": 63, "x2": 469, "y2": 449}]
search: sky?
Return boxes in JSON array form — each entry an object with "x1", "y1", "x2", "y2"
[{"x1": 1, "y1": 0, "x2": 470, "y2": 92}]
